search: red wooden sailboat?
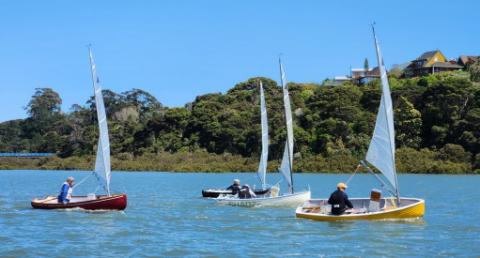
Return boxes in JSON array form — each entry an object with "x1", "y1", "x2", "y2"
[
  {"x1": 31, "y1": 194, "x2": 127, "y2": 210},
  {"x1": 31, "y1": 47, "x2": 127, "y2": 211}
]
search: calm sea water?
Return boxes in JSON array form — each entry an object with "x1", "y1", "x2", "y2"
[{"x1": 0, "y1": 170, "x2": 479, "y2": 257}]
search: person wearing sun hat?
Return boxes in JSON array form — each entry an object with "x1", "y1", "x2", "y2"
[{"x1": 327, "y1": 182, "x2": 354, "y2": 215}]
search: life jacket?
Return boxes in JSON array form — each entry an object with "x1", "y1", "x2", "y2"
[{"x1": 57, "y1": 182, "x2": 72, "y2": 203}]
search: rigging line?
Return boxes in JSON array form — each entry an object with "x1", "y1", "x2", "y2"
[
  {"x1": 93, "y1": 184, "x2": 101, "y2": 194},
  {"x1": 360, "y1": 160, "x2": 396, "y2": 196},
  {"x1": 345, "y1": 164, "x2": 362, "y2": 185},
  {"x1": 271, "y1": 178, "x2": 283, "y2": 189},
  {"x1": 72, "y1": 171, "x2": 94, "y2": 190}
]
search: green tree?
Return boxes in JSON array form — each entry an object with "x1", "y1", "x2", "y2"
[
  {"x1": 395, "y1": 96, "x2": 422, "y2": 148},
  {"x1": 26, "y1": 88, "x2": 62, "y2": 119},
  {"x1": 420, "y1": 77, "x2": 474, "y2": 147},
  {"x1": 438, "y1": 144, "x2": 471, "y2": 163},
  {"x1": 21, "y1": 88, "x2": 64, "y2": 152},
  {"x1": 469, "y1": 60, "x2": 480, "y2": 82}
]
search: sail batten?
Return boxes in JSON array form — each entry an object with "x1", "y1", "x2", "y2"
[
  {"x1": 89, "y1": 47, "x2": 111, "y2": 195},
  {"x1": 365, "y1": 27, "x2": 399, "y2": 198},
  {"x1": 279, "y1": 59, "x2": 294, "y2": 193},
  {"x1": 257, "y1": 82, "x2": 269, "y2": 188}
]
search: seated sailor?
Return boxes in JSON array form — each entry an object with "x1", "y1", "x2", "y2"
[
  {"x1": 58, "y1": 177, "x2": 74, "y2": 203},
  {"x1": 226, "y1": 179, "x2": 241, "y2": 195},
  {"x1": 327, "y1": 182, "x2": 353, "y2": 215},
  {"x1": 238, "y1": 184, "x2": 256, "y2": 199}
]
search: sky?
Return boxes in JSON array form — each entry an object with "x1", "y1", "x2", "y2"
[{"x1": 0, "y1": 0, "x2": 478, "y2": 122}]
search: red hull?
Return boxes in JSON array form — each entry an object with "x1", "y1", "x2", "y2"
[{"x1": 31, "y1": 194, "x2": 127, "y2": 210}]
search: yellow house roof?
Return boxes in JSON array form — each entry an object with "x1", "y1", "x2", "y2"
[{"x1": 415, "y1": 50, "x2": 447, "y2": 67}]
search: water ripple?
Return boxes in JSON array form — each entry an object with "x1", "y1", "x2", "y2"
[{"x1": 0, "y1": 171, "x2": 479, "y2": 257}]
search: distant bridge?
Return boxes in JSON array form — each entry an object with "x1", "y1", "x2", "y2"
[{"x1": 0, "y1": 153, "x2": 55, "y2": 158}]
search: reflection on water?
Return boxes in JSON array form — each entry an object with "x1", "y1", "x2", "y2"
[{"x1": 0, "y1": 170, "x2": 478, "y2": 257}]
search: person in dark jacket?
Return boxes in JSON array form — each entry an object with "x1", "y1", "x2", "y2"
[
  {"x1": 328, "y1": 182, "x2": 354, "y2": 215},
  {"x1": 226, "y1": 179, "x2": 241, "y2": 195},
  {"x1": 58, "y1": 177, "x2": 75, "y2": 203},
  {"x1": 238, "y1": 184, "x2": 256, "y2": 199}
]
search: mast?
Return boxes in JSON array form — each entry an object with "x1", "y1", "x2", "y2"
[
  {"x1": 279, "y1": 58, "x2": 294, "y2": 193},
  {"x1": 88, "y1": 46, "x2": 112, "y2": 196},
  {"x1": 366, "y1": 25, "x2": 400, "y2": 204}
]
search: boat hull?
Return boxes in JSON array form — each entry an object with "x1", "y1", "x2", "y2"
[
  {"x1": 31, "y1": 194, "x2": 127, "y2": 210},
  {"x1": 217, "y1": 190, "x2": 311, "y2": 208},
  {"x1": 296, "y1": 197, "x2": 424, "y2": 221},
  {"x1": 202, "y1": 188, "x2": 270, "y2": 198}
]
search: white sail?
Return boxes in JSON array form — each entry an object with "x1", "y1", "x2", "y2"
[
  {"x1": 365, "y1": 27, "x2": 399, "y2": 197},
  {"x1": 89, "y1": 47, "x2": 112, "y2": 195},
  {"x1": 279, "y1": 59, "x2": 294, "y2": 193},
  {"x1": 257, "y1": 81, "x2": 269, "y2": 188}
]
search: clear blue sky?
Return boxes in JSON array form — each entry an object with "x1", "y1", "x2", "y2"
[{"x1": 0, "y1": 0, "x2": 478, "y2": 122}]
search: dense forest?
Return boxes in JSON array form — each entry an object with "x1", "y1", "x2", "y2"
[{"x1": 1, "y1": 64, "x2": 480, "y2": 173}]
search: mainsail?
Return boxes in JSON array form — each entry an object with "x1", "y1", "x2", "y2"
[
  {"x1": 365, "y1": 27, "x2": 400, "y2": 199},
  {"x1": 257, "y1": 81, "x2": 269, "y2": 189},
  {"x1": 279, "y1": 59, "x2": 294, "y2": 193},
  {"x1": 88, "y1": 47, "x2": 112, "y2": 195}
]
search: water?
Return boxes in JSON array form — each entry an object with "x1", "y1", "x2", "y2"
[{"x1": 0, "y1": 170, "x2": 479, "y2": 257}]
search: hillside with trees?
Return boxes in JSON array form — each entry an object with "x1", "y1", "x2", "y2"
[{"x1": 1, "y1": 67, "x2": 480, "y2": 173}]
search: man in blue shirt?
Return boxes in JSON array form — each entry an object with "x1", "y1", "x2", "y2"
[{"x1": 58, "y1": 177, "x2": 74, "y2": 203}]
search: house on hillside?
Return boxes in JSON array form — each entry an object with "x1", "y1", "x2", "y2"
[
  {"x1": 351, "y1": 68, "x2": 370, "y2": 79},
  {"x1": 329, "y1": 66, "x2": 382, "y2": 86},
  {"x1": 351, "y1": 67, "x2": 380, "y2": 84},
  {"x1": 458, "y1": 55, "x2": 480, "y2": 68},
  {"x1": 403, "y1": 50, "x2": 463, "y2": 77}
]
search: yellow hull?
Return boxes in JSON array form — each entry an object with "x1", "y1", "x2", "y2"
[{"x1": 296, "y1": 198, "x2": 425, "y2": 221}]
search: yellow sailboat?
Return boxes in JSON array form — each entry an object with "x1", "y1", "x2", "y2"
[{"x1": 296, "y1": 26, "x2": 425, "y2": 221}]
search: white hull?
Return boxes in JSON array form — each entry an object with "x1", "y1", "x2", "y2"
[{"x1": 216, "y1": 190, "x2": 311, "y2": 208}]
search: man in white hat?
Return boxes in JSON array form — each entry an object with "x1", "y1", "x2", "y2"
[
  {"x1": 57, "y1": 177, "x2": 75, "y2": 203},
  {"x1": 226, "y1": 179, "x2": 241, "y2": 195},
  {"x1": 327, "y1": 182, "x2": 353, "y2": 215}
]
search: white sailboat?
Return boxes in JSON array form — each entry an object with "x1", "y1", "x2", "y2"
[
  {"x1": 296, "y1": 26, "x2": 424, "y2": 221},
  {"x1": 31, "y1": 47, "x2": 127, "y2": 210},
  {"x1": 217, "y1": 62, "x2": 310, "y2": 207},
  {"x1": 275, "y1": 58, "x2": 311, "y2": 202},
  {"x1": 203, "y1": 81, "x2": 271, "y2": 199}
]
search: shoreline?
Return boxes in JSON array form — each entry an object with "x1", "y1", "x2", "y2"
[
  {"x1": 0, "y1": 167, "x2": 477, "y2": 175},
  {"x1": 1, "y1": 148, "x2": 478, "y2": 175}
]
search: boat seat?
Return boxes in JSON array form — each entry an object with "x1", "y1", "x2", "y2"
[
  {"x1": 368, "y1": 189, "x2": 381, "y2": 212},
  {"x1": 87, "y1": 193, "x2": 96, "y2": 200}
]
